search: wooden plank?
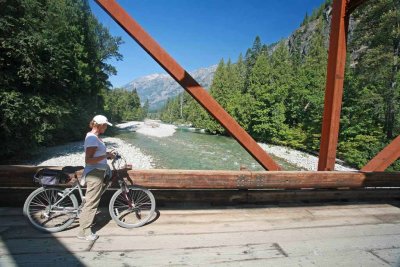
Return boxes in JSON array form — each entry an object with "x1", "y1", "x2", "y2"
[
  {"x1": 0, "y1": 237, "x2": 92, "y2": 256},
  {"x1": 89, "y1": 228, "x2": 400, "y2": 253},
  {"x1": 128, "y1": 169, "x2": 252, "y2": 189},
  {"x1": 0, "y1": 244, "x2": 285, "y2": 265},
  {"x1": 1, "y1": 188, "x2": 400, "y2": 207},
  {"x1": 128, "y1": 169, "x2": 400, "y2": 189},
  {"x1": 370, "y1": 248, "x2": 400, "y2": 266},
  {"x1": 250, "y1": 171, "x2": 400, "y2": 189},
  {"x1": 244, "y1": 189, "x2": 400, "y2": 203},
  {"x1": 1, "y1": 204, "x2": 400, "y2": 266}
]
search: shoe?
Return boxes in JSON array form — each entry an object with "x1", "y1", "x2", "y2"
[{"x1": 77, "y1": 232, "x2": 99, "y2": 241}]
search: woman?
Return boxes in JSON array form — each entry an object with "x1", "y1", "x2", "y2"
[{"x1": 77, "y1": 115, "x2": 115, "y2": 241}]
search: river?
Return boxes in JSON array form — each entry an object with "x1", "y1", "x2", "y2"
[{"x1": 115, "y1": 127, "x2": 299, "y2": 171}]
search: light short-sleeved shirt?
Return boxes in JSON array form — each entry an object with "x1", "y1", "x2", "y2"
[
  {"x1": 80, "y1": 132, "x2": 110, "y2": 186},
  {"x1": 84, "y1": 132, "x2": 107, "y2": 165}
]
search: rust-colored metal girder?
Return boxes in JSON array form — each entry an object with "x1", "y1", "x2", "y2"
[
  {"x1": 318, "y1": 0, "x2": 349, "y2": 171},
  {"x1": 95, "y1": 0, "x2": 281, "y2": 171},
  {"x1": 361, "y1": 135, "x2": 400, "y2": 171}
]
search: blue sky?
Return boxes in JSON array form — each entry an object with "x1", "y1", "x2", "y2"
[{"x1": 89, "y1": 0, "x2": 325, "y2": 88}]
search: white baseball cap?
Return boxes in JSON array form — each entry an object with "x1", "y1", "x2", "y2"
[{"x1": 93, "y1": 115, "x2": 112, "y2": 126}]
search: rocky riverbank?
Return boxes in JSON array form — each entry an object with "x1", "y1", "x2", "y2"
[
  {"x1": 258, "y1": 143, "x2": 356, "y2": 171},
  {"x1": 116, "y1": 120, "x2": 177, "y2": 137},
  {"x1": 24, "y1": 121, "x2": 355, "y2": 171},
  {"x1": 28, "y1": 137, "x2": 154, "y2": 169}
]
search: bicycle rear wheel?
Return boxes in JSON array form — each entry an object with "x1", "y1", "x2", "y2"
[
  {"x1": 109, "y1": 186, "x2": 156, "y2": 228},
  {"x1": 23, "y1": 187, "x2": 78, "y2": 233}
]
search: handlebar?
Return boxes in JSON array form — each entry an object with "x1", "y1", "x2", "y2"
[
  {"x1": 110, "y1": 151, "x2": 121, "y2": 163},
  {"x1": 110, "y1": 151, "x2": 132, "y2": 170}
]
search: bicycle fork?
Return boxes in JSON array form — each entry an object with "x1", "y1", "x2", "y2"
[
  {"x1": 114, "y1": 181, "x2": 134, "y2": 218},
  {"x1": 119, "y1": 180, "x2": 133, "y2": 208}
]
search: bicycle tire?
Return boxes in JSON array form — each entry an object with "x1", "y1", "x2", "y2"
[
  {"x1": 109, "y1": 186, "x2": 156, "y2": 228},
  {"x1": 23, "y1": 187, "x2": 78, "y2": 233}
]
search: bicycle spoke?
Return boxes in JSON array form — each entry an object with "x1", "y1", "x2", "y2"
[
  {"x1": 25, "y1": 188, "x2": 78, "y2": 232},
  {"x1": 133, "y1": 191, "x2": 149, "y2": 205},
  {"x1": 33, "y1": 194, "x2": 46, "y2": 206},
  {"x1": 35, "y1": 193, "x2": 49, "y2": 207},
  {"x1": 110, "y1": 187, "x2": 155, "y2": 229}
]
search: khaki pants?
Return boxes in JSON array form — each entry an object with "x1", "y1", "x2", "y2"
[{"x1": 79, "y1": 169, "x2": 105, "y2": 235}]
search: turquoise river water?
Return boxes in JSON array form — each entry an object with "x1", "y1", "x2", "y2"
[{"x1": 116, "y1": 127, "x2": 298, "y2": 171}]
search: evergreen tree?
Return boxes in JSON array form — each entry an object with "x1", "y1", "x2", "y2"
[
  {"x1": 295, "y1": 18, "x2": 328, "y2": 149},
  {"x1": 268, "y1": 42, "x2": 292, "y2": 143},
  {"x1": 351, "y1": 0, "x2": 400, "y2": 139},
  {"x1": 206, "y1": 59, "x2": 227, "y2": 133},
  {"x1": 103, "y1": 88, "x2": 143, "y2": 122},
  {"x1": 228, "y1": 54, "x2": 249, "y2": 129},
  {"x1": 247, "y1": 51, "x2": 273, "y2": 140},
  {"x1": 244, "y1": 36, "x2": 264, "y2": 86}
]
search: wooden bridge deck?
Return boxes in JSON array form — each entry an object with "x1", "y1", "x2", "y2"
[
  {"x1": 1, "y1": 202, "x2": 400, "y2": 266},
  {"x1": 1, "y1": 166, "x2": 400, "y2": 265}
]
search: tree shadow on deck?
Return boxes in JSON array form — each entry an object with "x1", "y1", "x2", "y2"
[{"x1": 0, "y1": 208, "x2": 86, "y2": 266}]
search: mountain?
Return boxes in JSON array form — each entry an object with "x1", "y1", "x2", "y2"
[
  {"x1": 268, "y1": 2, "x2": 362, "y2": 66},
  {"x1": 123, "y1": 65, "x2": 217, "y2": 111}
]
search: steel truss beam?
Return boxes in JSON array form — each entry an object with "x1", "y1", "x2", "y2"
[
  {"x1": 318, "y1": 0, "x2": 349, "y2": 171},
  {"x1": 362, "y1": 135, "x2": 400, "y2": 171}
]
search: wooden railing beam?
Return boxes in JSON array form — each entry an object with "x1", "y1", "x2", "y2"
[{"x1": 1, "y1": 166, "x2": 400, "y2": 189}]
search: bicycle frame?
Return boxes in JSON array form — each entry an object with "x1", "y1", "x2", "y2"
[{"x1": 45, "y1": 156, "x2": 131, "y2": 213}]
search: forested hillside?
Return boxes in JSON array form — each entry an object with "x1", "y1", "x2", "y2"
[
  {"x1": 160, "y1": 0, "x2": 400, "y2": 170},
  {"x1": 0, "y1": 0, "x2": 144, "y2": 162}
]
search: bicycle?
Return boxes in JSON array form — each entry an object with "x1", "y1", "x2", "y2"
[{"x1": 23, "y1": 152, "x2": 156, "y2": 233}]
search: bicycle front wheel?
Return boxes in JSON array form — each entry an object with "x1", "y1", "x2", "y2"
[
  {"x1": 109, "y1": 186, "x2": 156, "y2": 228},
  {"x1": 23, "y1": 187, "x2": 78, "y2": 233}
]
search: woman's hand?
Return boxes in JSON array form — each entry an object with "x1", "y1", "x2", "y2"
[{"x1": 106, "y1": 151, "x2": 116, "y2": 160}]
